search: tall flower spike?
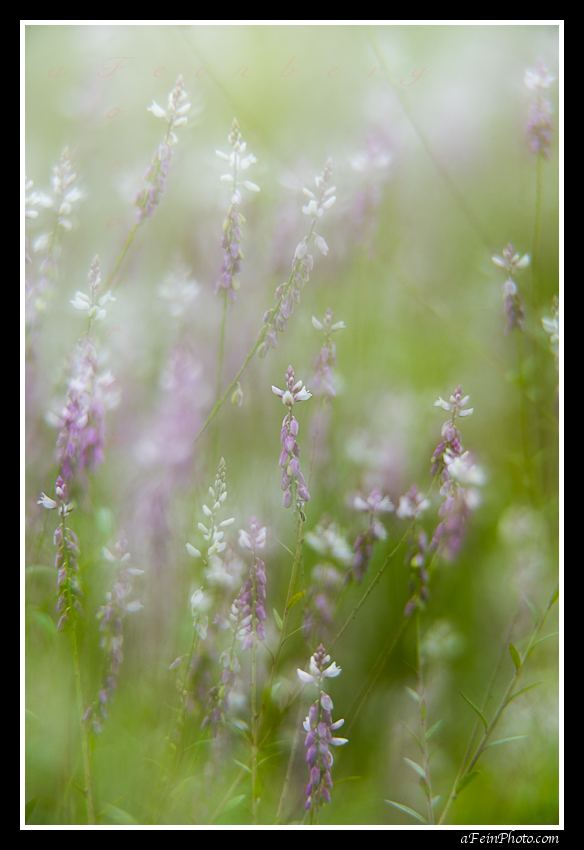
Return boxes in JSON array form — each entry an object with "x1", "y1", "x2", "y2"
[
  {"x1": 84, "y1": 537, "x2": 144, "y2": 733},
  {"x1": 230, "y1": 519, "x2": 268, "y2": 648},
  {"x1": 525, "y1": 61, "x2": 555, "y2": 158},
  {"x1": 185, "y1": 457, "x2": 235, "y2": 565},
  {"x1": 38, "y1": 476, "x2": 81, "y2": 631},
  {"x1": 259, "y1": 159, "x2": 335, "y2": 357},
  {"x1": 431, "y1": 387, "x2": 484, "y2": 561},
  {"x1": 297, "y1": 645, "x2": 348, "y2": 812},
  {"x1": 216, "y1": 119, "x2": 259, "y2": 301},
  {"x1": 136, "y1": 75, "x2": 191, "y2": 221},
  {"x1": 491, "y1": 243, "x2": 529, "y2": 332},
  {"x1": 272, "y1": 366, "x2": 312, "y2": 508},
  {"x1": 312, "y1": 309, "x2": 346, "y2": 397}
]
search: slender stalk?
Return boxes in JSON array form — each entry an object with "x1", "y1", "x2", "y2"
[
  {"x1": 331, "y1": 525, "x2": 411, "y2": 648},
  {"x1": 71, "y1": 627, "x2": 95, "y2": 824},
  {"x1": 250, "y1": 641, "x2": 259, "y2": 822},
  {"x1": 106, "y1": 222, "x2": 141, "y2": 291},
  {"x1": 415, "y1": 611, "x2": 434, "y2": 825},
  {"x1": 269, "y1": 509, "x2": 305, "y2": 682},
  {"x1": 437, "y1": 590, "x2": 557, "y2": 825},
  {"x1": 276, "y1": 703, "x2": 303, "y2": 823},
  {"x1": 216, "y1": 292, "x2": 229, "y2": 401},
  {"x1": 531, "y1": 154, "x2": 544, "y2": 308}
]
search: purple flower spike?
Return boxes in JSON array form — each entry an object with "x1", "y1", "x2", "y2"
[
  {"x1": 231, "y1": 518, "x2": 268, "y2": 648},
  {"x1": 298, "y1": 645, "x2": 348, "y2": 813},
  {"x1": 272, "y1": 366, "x2": 312, "y2": 509}
]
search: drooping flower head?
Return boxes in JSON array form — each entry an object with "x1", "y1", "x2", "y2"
[{"x1": 272, "y1": 366, "x2": 312, "y2": 509}]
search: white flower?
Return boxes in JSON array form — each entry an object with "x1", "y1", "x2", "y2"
[
  {"x1": 297, "y1": 651, "x2": 342, "y2": 687},
  {"x1": 524, "y1": 64, "x2": 555, "y2": 91},
  {"x1": 37, "y1": 492, "x2": 57, "y2": 510},
  {"x1": 446, "y1": 451, "x2": 486, "y2": 486}
]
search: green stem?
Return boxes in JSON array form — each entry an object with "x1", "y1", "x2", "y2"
[
  {"x1": 251, "y1": 640, "x2": 259, "y2": 822},
  {"x1": 438, "y1": 589, "x2": 557, "y2": 825},
  {"x1": 331, "y1": 525, "x2": 411, "y2": 648},
  {"x1": 106, "y1": 222, "x2": 141, "y2": 291},
  {"x1": 276, "y1": 703, "x2": 303, "y2": 823},
  {"x1": 216, "y1": 293, "x2": 229, "y2": 402},
  {"x1": 415, "y1": 611, "x2": 434, "y2": 825},
  {"x1": 71, "y1": 627, "x2": 95, "y2": 824},
  {"x1": 531, "y1": 154, "x2": 544, "y2": 309}
]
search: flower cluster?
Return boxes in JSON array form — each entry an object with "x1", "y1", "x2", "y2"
[
  {"x1": 84, "y1": 537, "x2": 143, "y2": 733},
  {"x1": 431, "y1": 388, "x2": 484, "y2": 561},
  {"x1": 27, "y1": 149, "x2": 83, "y2": 322},
  {"x1": 311, "y1": 309, "x2": 346, "y2": 397},
  {"x1": 525, "y1": 61, "x2": 555, "y2": 158},
  {"x1": 351, "y1": 488, "x2": 394, "y2": 581},
  {"x1": 272, "y1": 366, "x2": 312, "y2": 509},
  {"x1": 492, "y1": 243, "x2": 530, "y2": 332},
  {"x1": 542, "y1": 297, "x2": 559, "y2": 368},
  {"x1": 259, "y1": 160, "x2": 335, "y2": 357},
  {"x1": 216, "y1": 119, "x2": 260, "y2": 300},
  {"x1": 186, "y1": 457, "x2": 235, "y2": 563},
  {"x1": 52, "y1": 337, "x2": 117, "y2": 483},
  {"x1": 38, "y1": 477, "x2": 81, "y2": 631},
  {"x1": 229, "y1": 519, "x2": 268, "y2": 649},
  {"x1": 70, "y1": 256, "x2": 115, "y2": 323},
  {"x1": 136, "y1": 76, "x2": 191, "y2": 221},
  {"x1": 158, "y1": 265, "x2": 200, "y2": 321},
  {"x1": 396, "y1": 485, "x2": 430, "y2": 520},
  {"x1": 298, "y1": 645, "x2": 348, "y2": 812}
]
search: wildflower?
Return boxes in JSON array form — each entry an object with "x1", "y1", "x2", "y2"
[
  {"x1": 52, "y1": 337, "x2": 117, "y2": 482},
  {"x1": 351, "y1": 488, "x2": 394, "y2": 581},
  {"x1": 492, "y1": 244, "x2": 529, "y2": 332},
  {"x1": 216, "y1": 119, "x2": 259, "y2": 300},
  {"x1": 431, "y1": 388, "x2": 483, "y2": 561},
  {"x1": 70, "y1": 256, "x2": 115, "y2": 323},
  {"x1": 27, "y1": 148, "x2": 83, "y2": 321},
  {"x1": 303, "y1": 563, "x2": 344, "y2": 641},
  {"x1": 230, "y1": 518, "x2": 268, "y2": 648},
  {"x1": 158, "y1": 266, "x2": 200, "y2": 320},
  {"x1": 259, "y1": 159, "x2": 335, "y2": 357},
  {"x1": 185, "y1": 457, "x2": 235, "y2": 564},
  {"x1": 272, "y1": 366, "x2": 311, "y2": 508},
  {"x1": 85, "y1": 537, "x2": 143, "y2": 733},
  {"x1": 136, "y1": 76, "x2": 191, "y2": 221},
  {"x1": 396, "y1": 485, "x2": 430, "y2": 520},
  {"x1": 38, "y1": 477, "x2": 81, "y2": 631},
  {"x1": 298, "y1": 645, "x2": 348, "y2": 812},
  {"x1": 524, "y1": 61, "x2": 555, "y2": 158},
  {"x1": 312, "y1": 309, "x2": 346, "y2": 397},
  {"x1": 542, "y1": 297, "x2": 559, "y2": 367},
  {"x1": 305, "y1": 519, "x2": 353, "y2": 567},
  {"x1": 403, "y1": 530, "x2": 431, "y2": 617}
]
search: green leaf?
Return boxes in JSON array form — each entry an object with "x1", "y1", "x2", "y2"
[
  {"x1": 286, "y1": 590, "x2": 306, "y2": 611},
  {"x1": 459, "y1": 691, "x2": 488, "y2": 732},
  {"x1": 28, "y1": 609, "x2": 57, "y2": 638},
  {"x1": 506, "y1": 681, "x2": 543, "y2": 705},
  {"x1": 531, "y1": 632, "x2": 558, "y2": 650},
  {"x1": 484, "y1": 735, "x2": 528, "y2": 750},
  {"x1": 456, "y1": 770, "x2": 480, "y2": 795},
  {"x1": 509, "y1": 643, "x2": 522, "y2": 671},
  {"x1": 549, "y1": 588, "x2": 559, "y2": 609},
  {"x1": 222, "y1": 794, "x2": 246, "y2": 813},
  {"x1": 232, "y1": 759, "x2": 251, "y2": 774},
  {"x1": 25, "y1": 799, "x2": 37, "y2": 822},
  {"x1": 403, "y1": 757, "x2": 426, "y2": 780},
  {"x1": 431, "y1": 795, "x2": 441, "y2": 809},
  {"x1": 100, "y1": 803, "x2": 138, "y2": 824},
  {"x1": 272, "y1": 608, "x2": 283, "y2": 631},
  {"x1": 405, "y1": 686, "x2": 421, "y2": 703},
  {"x1": 25, "y1": 565, "x2": 54, "y2": 579},
  {"x1": 425, "y1": 719, "x2": 442, "y2": 741},
  {"x1": 385, "y1": 799, "x2": 427, "y2": 823}
]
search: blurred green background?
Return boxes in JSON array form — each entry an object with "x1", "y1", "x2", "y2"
[{"x1": 25, "y1": 24, "x2": 559, "y2": 825}]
